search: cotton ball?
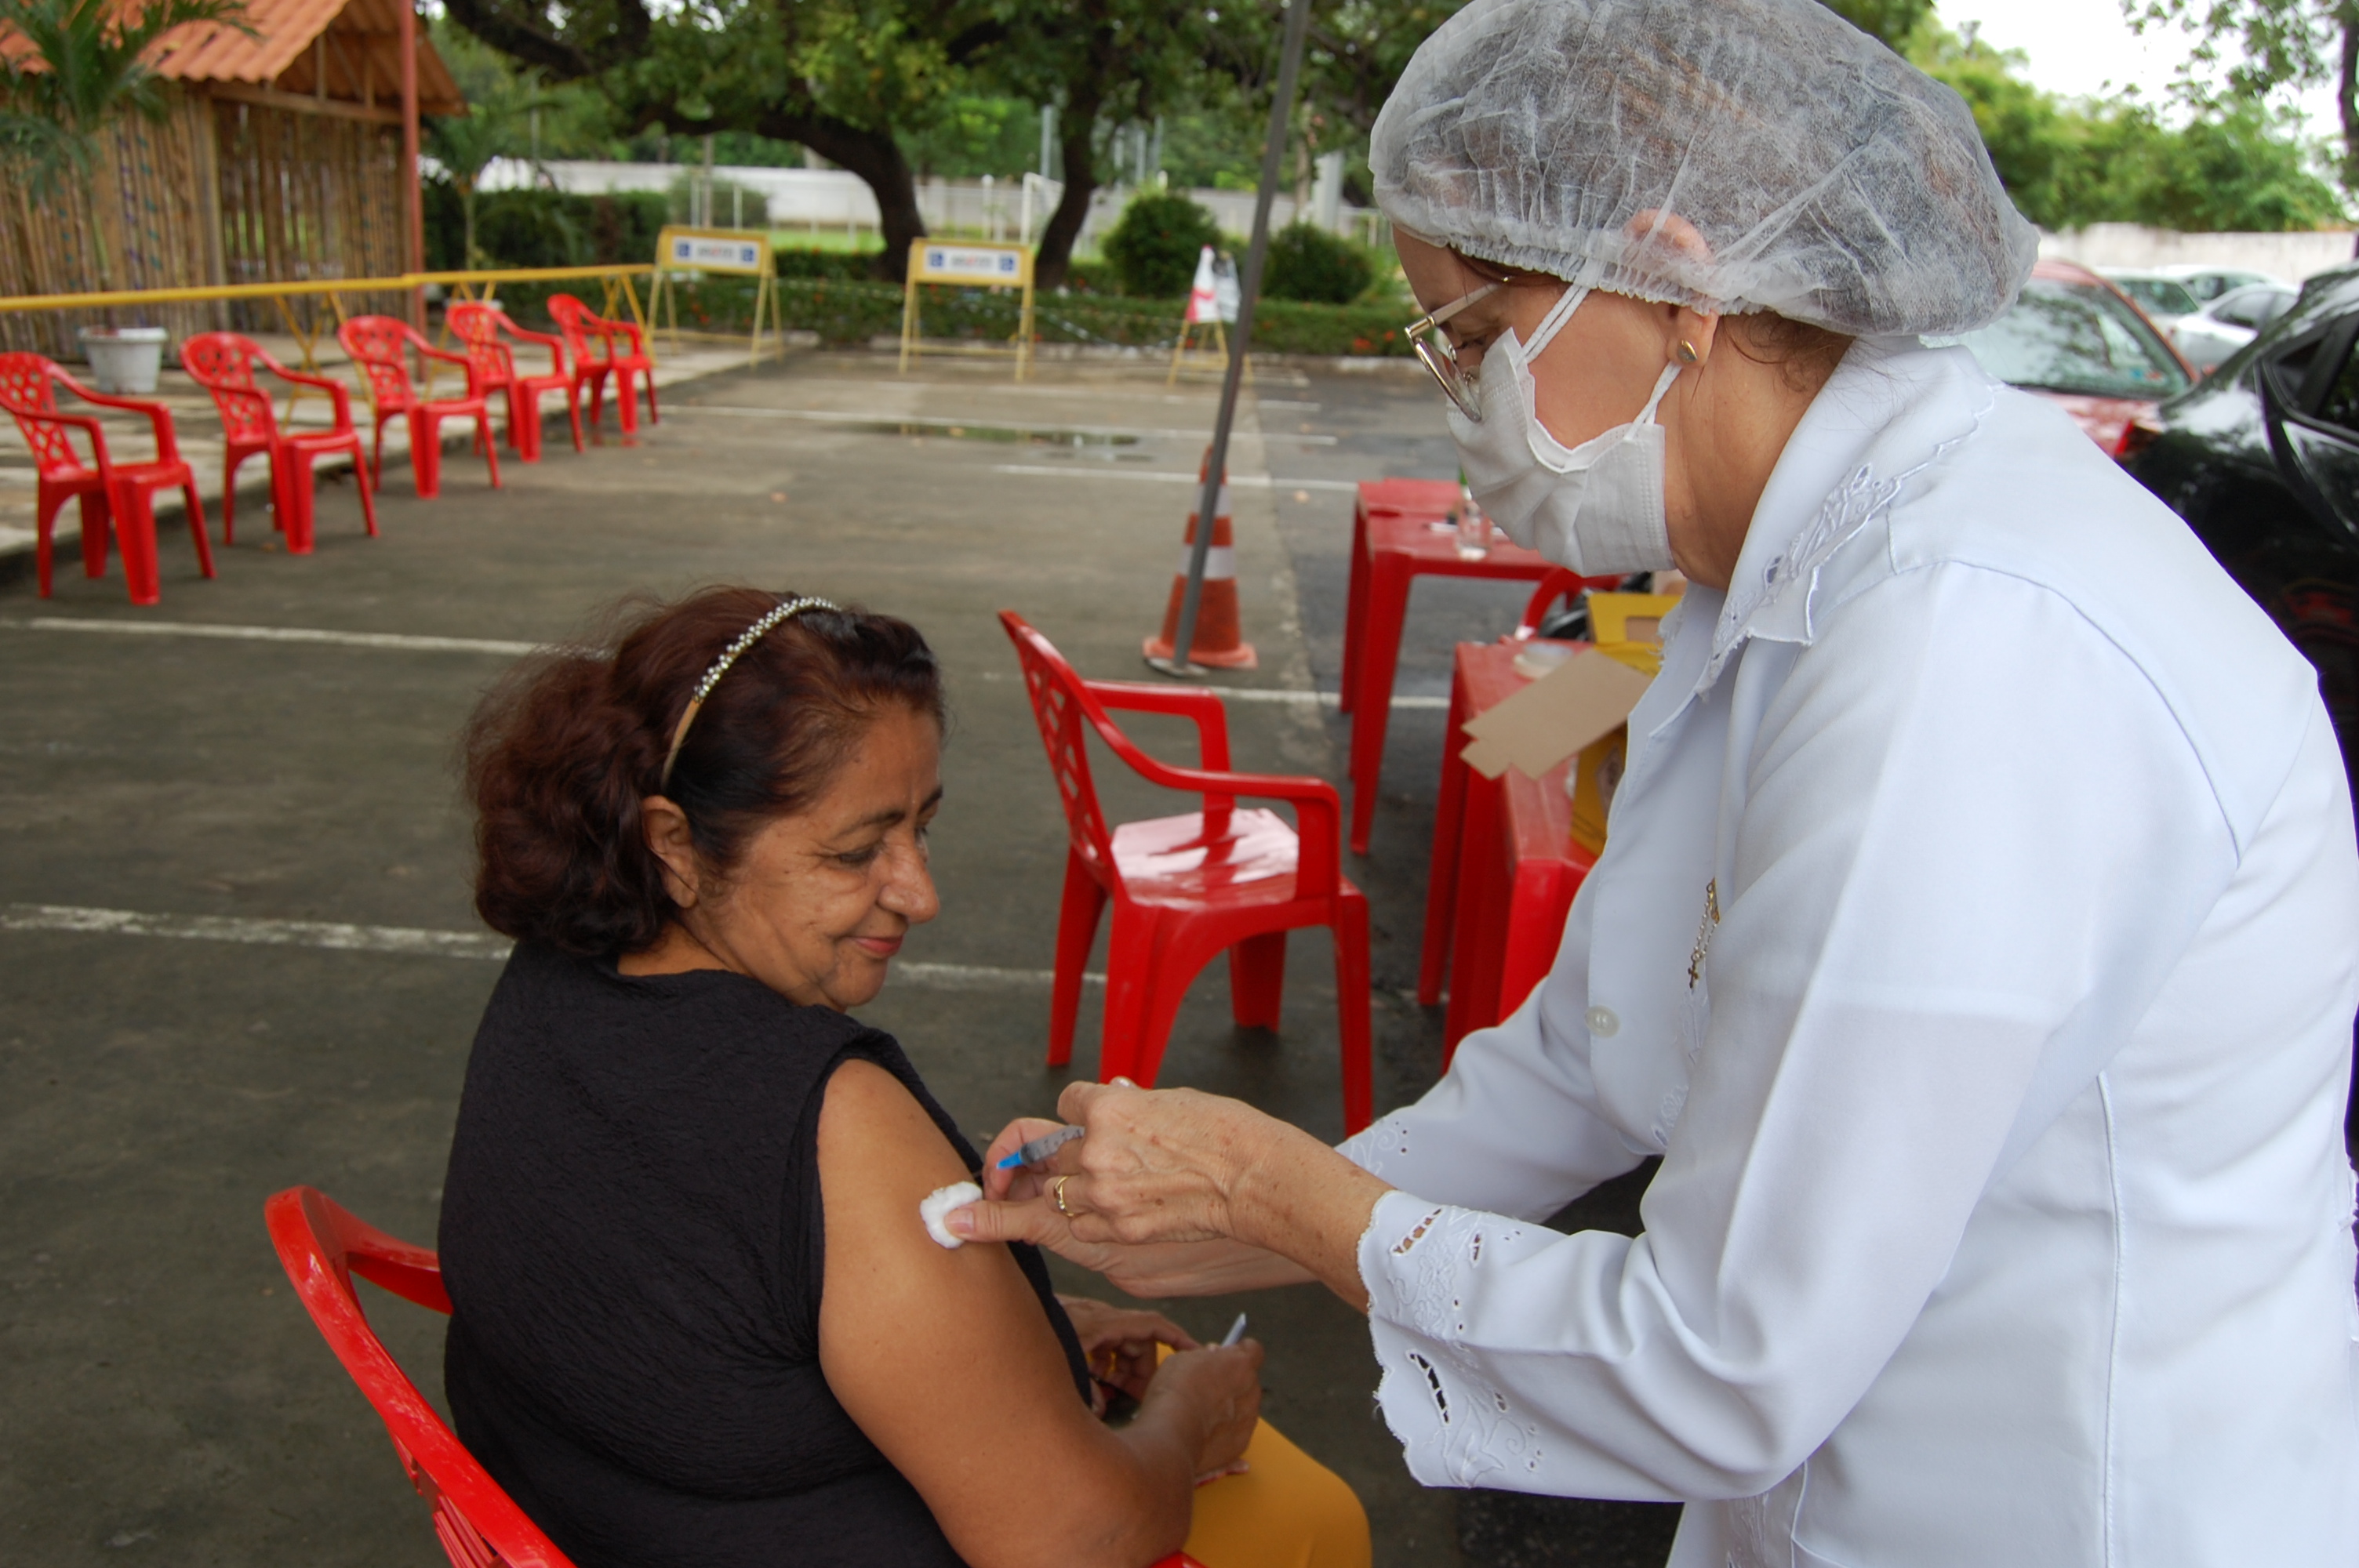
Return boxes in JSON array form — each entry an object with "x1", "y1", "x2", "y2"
[{"x1": 920, "y1": 1181, "x2": 982, "y2": 1249}]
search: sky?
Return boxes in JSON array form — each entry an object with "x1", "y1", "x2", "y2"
[{"x1": 1942, "y1": 0, "x2": 2343, "y2": 135}]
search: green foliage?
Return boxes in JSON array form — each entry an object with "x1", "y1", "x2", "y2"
[
  {"x1": 1262, "y1": 220, "x2": 1374, "y2": 303},
  {"x1": 1813, "y1": 0, "x2": 1935, "y2": 49},
  {"x1": 896, "y1": 93, "x2": 1042, "y2": 178},
  {"x1": 2126, "y1": 0, "x2": 2359, "y2": 190},
  {"x1": 1100, "y1": 191, "x2": 1221, "y2": 298},
  {"x1": 0, "y1": 0, "x2": 252, "y2": 205},
  {"x1": 424, "y1": 181, "x2": 667, "y2": 270},
  {"x1": 1914, "y1": 24, "x2": 2343, "y2": 230}
]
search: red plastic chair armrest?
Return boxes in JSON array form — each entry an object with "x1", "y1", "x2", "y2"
[
  {"x1": 261, "y1": 358, "x2": 358, "y2": 427},
  {"x1": 506, "y1": 325, "x2": 568, "y2": 375},
  {"x1": 1085, "y1": 679, "x2": 1234, "y2": 772},
  {"x1": 60, "y1": 378, "x2": 179, "y2": 463},
  {"x1": 1086, "y1": 720, "x2": 1342, "y2": 893},
  {"x1": 602, "y1": 316, "x2": 647, "y2": 356}
]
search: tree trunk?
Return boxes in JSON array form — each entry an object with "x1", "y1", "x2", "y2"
[
  {"x1": 461, "y1": 179, "x2": 479, "y2": 267},
  {"x1": 2339, "y1": 1, "x2": 2359, "y2": 195},
  {"x1": 757, "y1": 108, "x2": 924, "y2": 281},
  {"x1": 1036, "y1": 85, "x2": 1104, "y2": 289}
]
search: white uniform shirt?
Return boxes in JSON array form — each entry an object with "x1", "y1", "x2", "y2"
[{"x1": 1340, "y1": 340, "x2": 2359, "y2": 1566}]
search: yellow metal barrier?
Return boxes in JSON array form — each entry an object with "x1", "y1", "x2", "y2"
[{"x1": 0, "y1": 264, "x2": 653, "y2": 421}]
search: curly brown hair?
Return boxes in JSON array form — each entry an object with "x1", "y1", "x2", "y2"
[{"x1": 463, "y1": 587, "x2": 944, "y2": 956}]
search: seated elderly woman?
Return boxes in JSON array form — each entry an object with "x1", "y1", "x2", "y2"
[{"x1": 435, "y1": 586, "x2": 1368, "y2": 1568}]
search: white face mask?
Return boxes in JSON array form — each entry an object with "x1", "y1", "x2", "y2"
[{"x1": 1447, "y1": 284, "x2": 1684, "y2": 577}]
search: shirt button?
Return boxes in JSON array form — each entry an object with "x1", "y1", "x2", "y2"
[{"x1": 1586, "y1": 1006, "x2": 1619, "y2": 1037}]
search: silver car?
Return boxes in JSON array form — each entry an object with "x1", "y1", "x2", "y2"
[{"x1": 2171, "y1": 283, "x2": 2301, "y2": 375}]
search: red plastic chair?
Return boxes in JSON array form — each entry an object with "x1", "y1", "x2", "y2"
[
  {"x1": 446, "y1": 303, "x2": 584, "y2": 463},
  {"x1": 1514, "y1": 567, "x2": 1623, "y2": 640},
  {"x1": 267, "y1": 1187, "x2": 1209, "y2": 1568},
  {"x1": 1001, "y1": 612, "x2": 1373, "y2": 1133},
  {"x1": 335, "y1": 315, "x2": 501, "y2": 499},
  {"x1": 180, "y1": 332, "x2": 377, "y2": 553},
  {"x1": 546, "y1": 294, "x2": 657, "y2": 437},
  {"x1": 0, "y1": 352, "x2": 213, "y2": 605}
]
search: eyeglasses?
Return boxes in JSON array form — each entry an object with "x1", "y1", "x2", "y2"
[{"x1": 1405, "y1": 280, "x2": 1506, "y2": 422}]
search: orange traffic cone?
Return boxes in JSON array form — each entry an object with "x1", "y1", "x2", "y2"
[{"x1": 1145, "y1": 450, "x2": 1258, "y2": 670}]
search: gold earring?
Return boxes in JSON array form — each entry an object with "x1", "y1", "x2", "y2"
[{"x1": 1676, "y1": 340, "x2": 1700, "y2": 365}]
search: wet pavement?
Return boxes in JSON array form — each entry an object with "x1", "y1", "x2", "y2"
[{"x1": 1, "y1": 347, "x2": 1674, "y2": 1567}]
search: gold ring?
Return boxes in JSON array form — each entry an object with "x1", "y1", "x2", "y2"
[{"x1": 1053, "y1": 1175, "x2": 1076, "y2": 1218}]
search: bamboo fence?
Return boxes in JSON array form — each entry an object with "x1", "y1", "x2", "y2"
[{"x1": 0, "y1": 85, "x2": 408, "y2": 354}]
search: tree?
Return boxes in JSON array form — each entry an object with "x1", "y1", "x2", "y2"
[
  {"x1": 443, "y1": 0, "x2": 980, "y2": 278},
  {"x1": 1914, "y1": 21, "x2": 2344, "y2": 230},
  {"x1": 429, "y1": 26, "x2": 565, "y2": 267},
  {"x1": 0, "y1": 0, "x2": 251, "y2": 286},
  {"x1": 2127, "y1": 0, "x2": 2359, "y2": 192}
]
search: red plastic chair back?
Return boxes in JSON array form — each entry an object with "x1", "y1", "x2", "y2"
[
  {"x1": 544, "y1": 295, "x2": 603, "y2": 368},
  {"x1": 0, "y1": 352, "x2": 81, "y2": 470},
  {"x1": 265, "y1": 1188, "x2": 575, "y2": 1568},
  {"x1": 338, "y1": 315, "x2": 423, "y2": 409},
  {"x1": 179, "y1": 332, "x2": 280, "y2": 445},
  {"x1": 445, "y1": 303, "x2": 517, "y2": 393},
  {"x1": 1001, "y1": 614, "x2": 1123, "y2": 884}
]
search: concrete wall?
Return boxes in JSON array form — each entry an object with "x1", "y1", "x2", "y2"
[
  {"x1": 474, "y1": 160, "x2": 1378, "y2": 253},
  {"x1": 2039, "y1": 223, "x2": 2359, "y2": 281}
]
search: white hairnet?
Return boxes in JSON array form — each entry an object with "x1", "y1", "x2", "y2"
[{"x1": 1372, "y1": 0, "x2": 2038, "y2": 336}]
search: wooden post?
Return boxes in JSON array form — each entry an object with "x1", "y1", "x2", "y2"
[{"x1": 400, "y1": 0, "x2": 422, "y2": 327}]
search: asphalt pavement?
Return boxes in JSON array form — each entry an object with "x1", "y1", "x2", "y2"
[{"x1": 1, "y1": 347, "x2": 1675, "y2": 1567}]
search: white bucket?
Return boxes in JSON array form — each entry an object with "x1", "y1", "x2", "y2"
[{"x1": 78, "y1": 326, "x2": 169, "y2": 394}]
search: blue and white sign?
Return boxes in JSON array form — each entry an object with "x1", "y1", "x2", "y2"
[
  {"x1": 914, "y1": 243, "x2": 1029, "y2": 286},
  {"x1": 662, "y1": 231, "x2": 766, "y2": 274}
]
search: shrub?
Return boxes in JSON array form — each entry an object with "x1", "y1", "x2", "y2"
[
  {"x1": 424, "y1": 183, "x2": 668, "y2": 270},
  {"x1": 1261, "y1": 221, "x2": 1374, "y2": 304},
  {"x1": 1100, "y1": 191, "x2": 1221, "y2": 298}
]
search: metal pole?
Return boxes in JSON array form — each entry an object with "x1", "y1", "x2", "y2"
[
  {"x1": 400, "y1": 0, "x2": 423, "y2": 328},
  {"x1": 1156, "y1": 0, "x2": 1314, "y2": 674}
]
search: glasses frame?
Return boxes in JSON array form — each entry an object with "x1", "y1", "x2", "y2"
[{"x1": 1405, "y1": 280, "x2": 1507, "y2": 422}]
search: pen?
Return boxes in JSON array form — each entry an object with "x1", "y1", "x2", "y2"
[
  {"x1": 1220, "y1": 1312, "x2": 1249, "y2": 1348},
  {"x1": 994, "y1": 1123, "x2": 1085, "y2": 1171}
]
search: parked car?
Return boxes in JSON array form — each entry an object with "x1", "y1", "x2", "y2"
[
  {"x1": 2171, "y1": 282, "x2": 2301, "y2": 376},
  {"x1": 2150, "y1": 263, "x2": 2293, "y2": 304},
  {"x1": 1947, "y1": 258, "x2": 2194, "y2": 455},
  {"x1": 2124, "y1": 263, "x2": 2359, "y2": 775},
  {"x1": 2100, "y1": 268, "x2": 2203, "y2": 336}
]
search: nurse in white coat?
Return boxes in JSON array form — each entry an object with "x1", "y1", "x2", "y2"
[{"x1": 948, "y1": 1, "x2": 2359, "y2": 1561}]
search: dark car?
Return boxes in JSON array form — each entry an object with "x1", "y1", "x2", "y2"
[{"x1": 2125, "y1": 264, "x2": 2359, "y2": 775}]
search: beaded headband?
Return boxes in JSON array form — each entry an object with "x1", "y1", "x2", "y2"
[{"x1": 657, "y1": 595, "x2": 838, "y2": 791}]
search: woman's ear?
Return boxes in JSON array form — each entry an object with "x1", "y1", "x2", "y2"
[
  {"x1": 640, "y1": 795, "x2": 703, "y2": 910},
  {"x1": 1624, "y1": 209, "x2": 1722, "y2": 368}
]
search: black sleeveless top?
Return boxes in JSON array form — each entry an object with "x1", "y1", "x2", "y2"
[{"x1": 438, "y1": 943, "x2": 1090, "y2": 1568}]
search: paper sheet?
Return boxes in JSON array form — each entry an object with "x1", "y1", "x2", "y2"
[{"x1": 1460, "y1": 647, "x2": 1655, "y2": 782}]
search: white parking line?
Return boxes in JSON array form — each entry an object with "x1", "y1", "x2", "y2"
[
  {"x1": 685, "y1": 405, "x2": 1340, "y2": 445},
  {"x1": 990, "y1": 465, "x2": 1359, "y2": 491},
  {"x1": 0, "y1": 902, "x2": 1104, "y2": 988},
  {"x1": 0, "y1": 617, "x2": 546, "y2": 656},
  {"x1": 0, "y1": 615, "x2": 1452, "y2": 706}
]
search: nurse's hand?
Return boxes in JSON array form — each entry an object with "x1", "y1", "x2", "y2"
[{"x1": 951, "y1": 1082, "x2": 1391, "y2": 1308}]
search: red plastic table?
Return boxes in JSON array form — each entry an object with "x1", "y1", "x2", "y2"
[
  {"x1": 1419, "y1": 640, "x2": 1598, "y2": 1065},
  {"x1": 1343, "y1": 478, "x2": 1554, "y2": 855}
]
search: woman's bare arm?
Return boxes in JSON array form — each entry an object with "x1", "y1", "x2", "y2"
[{"x1": 816, "y1": 1062, "x2": 1260, "y2": 1568}]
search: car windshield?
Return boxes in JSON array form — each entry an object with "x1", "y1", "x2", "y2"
[
  {"x1": 2110, "y1": 276, "x2": 2201, "y2": 317},
  {"x1": 1952, "y1": 281, "x2": 2194, "y2": 401}
]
